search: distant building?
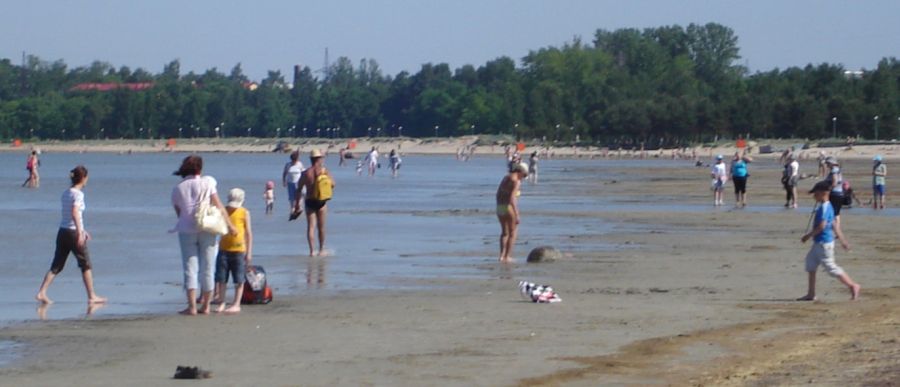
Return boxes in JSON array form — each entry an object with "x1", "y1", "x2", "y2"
[
  {"x1": 843, "y1": 70, "x2": 865, "y2": 79},
  {"x1": 69, "y1": 82, "x2": 155, "y2": 92}
]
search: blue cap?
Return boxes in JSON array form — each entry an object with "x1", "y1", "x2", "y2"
[
  {"x1": 715, "y1": 154, "x2": 723, "y2": 160},
  {"x1": 874, "y1": 155, "x2": 883, "y2": 161}
]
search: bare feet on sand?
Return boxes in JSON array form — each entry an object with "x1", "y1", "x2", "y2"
[
  {"x1": 215, "y1": 303, "x2": 226, "y2": 313},
  {"x1": 35, "y1": 294, "x2": 53, "y2": 305},
  {"x1": 178, "y1": 308, "x2": 197, "y2": 316},
  {"x1": 499, "y1": 256, "x2": 515, "y2": 263},
  {"x1": 850, "y1": 284, "x2": 861, "y2": 300},
  {"x1": 223, "y1": 305, "x2": 241, "y2": 314},
  {"x1": 88, "y1": 296, "x2": 107, "y2": 304}
]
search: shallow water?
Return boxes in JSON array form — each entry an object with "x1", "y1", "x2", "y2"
[{"x1": 0, "y1": 152, "x2": 632, "y2": 326}]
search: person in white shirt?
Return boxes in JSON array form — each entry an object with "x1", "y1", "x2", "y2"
[
  {"x1": 171, "y1": 155, "x2": 236, "y2": 316},
  {"x1": 365, "y1": 147, "x2": 379, "y2": 176},
  {"x1": 710, "y1": 155, "x2": 728, "y2": 206},
  {"x1": 282, "y1": 151, "x2": 304, "y2": 216},
  {"x1": 36, "y1": 165, "x2": 107, "y2": 306}
]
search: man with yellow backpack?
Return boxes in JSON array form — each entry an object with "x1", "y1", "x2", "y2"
[{"x1": 294, "y1": 149, "x2": 334, "y2": 256}]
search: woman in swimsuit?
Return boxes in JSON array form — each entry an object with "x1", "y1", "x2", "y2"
[{"x1": 496, "y1": 162, "x2": 528, "y2": 262}]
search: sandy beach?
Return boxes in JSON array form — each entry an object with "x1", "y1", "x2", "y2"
[
  {"x1": 6, "y1": 136, "x2": 900, "y2": 162},
  {"x1": 2, "y1": 150, "x2": 899, "y2": 385}
]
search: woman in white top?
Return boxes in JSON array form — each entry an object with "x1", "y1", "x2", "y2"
[
  {"x1": 36, "y1": 165, "x2": 107, "y2": 305},
  {"x1": 171, "y1": 155, "x2": 236, "y2": 315}
]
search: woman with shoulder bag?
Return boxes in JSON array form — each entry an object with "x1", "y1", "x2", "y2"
[{"x1": 171, "y1": 155, "x2": 236, "y2": 315}]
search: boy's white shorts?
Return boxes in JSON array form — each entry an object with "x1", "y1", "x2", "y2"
[{"x1": 805, "y1": 242, "x2": 845, "y2": 277}]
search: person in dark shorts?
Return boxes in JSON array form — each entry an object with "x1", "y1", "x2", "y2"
[
  {"x1": 824, "y1": 157, "x2": 844, "y2": 226},
  {"x1": 35, "y1": 165, "x2": 107, "y2": 305},
  {"x1": 730, "y1": 151, "x2": 753, "y2": 207},
  {"x1": 295, "y1": 149, "x2": 334, "y2": 256}
]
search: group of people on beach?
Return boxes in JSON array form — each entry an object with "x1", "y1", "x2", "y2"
[
  {"x1": 708, "y1": 148, "x2": 885, "y2": 301},
  {"x1": 30, "y1": 144, "x2": 881, "y2": 319}
]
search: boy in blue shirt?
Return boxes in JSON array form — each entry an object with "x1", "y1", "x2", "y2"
[{"x1": 797, "y1": 181, "x2": 860, "y2": 301}]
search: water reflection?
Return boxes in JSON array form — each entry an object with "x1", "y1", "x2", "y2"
[{"x1": 305, "y1": 257, "x2": 328, "y2": 289}]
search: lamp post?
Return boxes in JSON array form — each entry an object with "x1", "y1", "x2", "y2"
[
  {"x1": 30, "y1": 128, "x2": 34, "y2": 138},
  {"x1": 434, "y1": 125, "x2": 439, "y2": 137},
  {"x1": 139, "y1": 127, "x2": 144, "y2": 139},
  {"x1": 178, "y1": 127, "x2": 182, "y2": 138},
  {"x1": 148, "y1": 128, "x2": 152, "y2": 139},
  {"x1": 99, "y1": 128, "x2": 105, "y2": 139},
  {"x1": 376, "y1": 127, "x2": 381, "y2": 137},
  {"x1": 513, "y1": 123, "x2": 519, "y2": 139},
  {"x1": 247, "y1": 127, "x2": 251, "y2": 137},
  {"x1": 398, "y1": 126, "x2": 403, "y2": 137},
  {"x1": 832, "y1": 117, "x2": 837, "y2": 139},
  {"x1": 470, "y1": 124, "x2": 475, "y2": 135},
  {"x1": 367, "y1": 127, "x2": 372, "y2": 137},
  {"x1": 290, "y1": 125, "x2": 295, "y2": 137},
  {"x1": 302, "y1": 127, "x2": 307, "y2": 137},
  {"x1": 276, "y1": 127, "x2": 281, "y2": 138},
  {"x1": 555, "y1": 124, "x2": 561, "y2": 141},
  {"x1": 61, "y1": 128, "x2": 66, "y2": 140},
  {"x1": 335, "y1": 127, "x2": 341, "y2": 138},
  {"x1": 316, "y1": 128, "x2": 321, "y2": 137},
  {"x1": 874, "y1": 115, "x2": 879, "y2": 141},
  {"x1": 214, "y1": 126, "x2": 220, "y2": 138}
]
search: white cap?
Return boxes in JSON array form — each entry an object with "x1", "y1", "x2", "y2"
[{"x1": 227, "y1": 188, "x2": 245, "y2": 208}]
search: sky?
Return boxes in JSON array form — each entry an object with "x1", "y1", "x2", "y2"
[{"x1": 1, "y1": 0, "x2": 898, "y2": 81}]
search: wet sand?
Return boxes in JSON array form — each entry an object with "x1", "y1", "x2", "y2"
[{"x1": 1, "y1": 158, "x2": 898, "y2": 385}]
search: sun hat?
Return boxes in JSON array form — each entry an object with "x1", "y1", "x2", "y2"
[
  {"x1": 227, "y1": 188, "x2": 245, "y2": 208},
  {"x1": 825, "y1": 156, "x2": 838, "y2": 165},
  {"x1": 513, "y1": 162, "x2": 529, "y2": 176},
  {"x1": 808, "y1": 181, "x2": 832, "y2": 194},
  {"x1": 310, "y1": 149, "x2": 323, "y2": 158},
  {"x1": 874, "y1": 155, "x2": 883, "y2": 162}
]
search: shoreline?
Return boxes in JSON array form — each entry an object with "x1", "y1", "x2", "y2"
[{"x1": 5, "y1": 136, "x2": 900, "y2": 160}]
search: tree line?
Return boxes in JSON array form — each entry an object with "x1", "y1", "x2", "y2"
[{"x1": 0, "y1": 23, "x2": 897, "y2": 147}]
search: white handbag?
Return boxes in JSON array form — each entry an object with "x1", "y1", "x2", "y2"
[{"x1": 195, "y1": 181, "x2": 228, "y2": 236}]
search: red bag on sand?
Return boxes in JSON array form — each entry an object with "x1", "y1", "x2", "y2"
[{"x1": 241, "y1": 265, "x2": 273, "y2": 305}]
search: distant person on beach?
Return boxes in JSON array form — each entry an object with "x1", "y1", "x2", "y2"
[
  {"x1": 35, "y1": 165, "x2": 107, "y2": 305},
  {"x1": 528, "y1": 151, "x2": 539, "y2": 184},
  {"x1": 824, "y1": 157, "x2": 844, "y2": 227},
  {"x1": 22, "y1": 150, "x2": 40, "y2": 188},
  {"x1": 264, "y1": 181, "x2": 275, "y2": 215},
  {"x1": 295, "y1": 149, "x2": 334, "y2": 256},
  {"x1": 797, "y1": 181, "x2": 860, "y2": 301},
  {"x1": 496, "y1": 162, "x2": 528, "y2": 262},
  {"x1": 338, "y1": 147, "x2": 346, "y2": 167},
  {"x1": 171, "y1": 155, "x2": 237, "y2": 316},
  {"x1": 389, "y1": 149, "x2": 402, "y2": 178},
  {"x1": 872, "y1": 155, "x2": 886, "y2": 209},
  {"x1": 356, "y1": 160, "x2": 363, "y2": 176},
  {"x1": 817, "y1": 151, "x2": 827, "y2": 178},
  {"x1": 782, "y1": 154, "x2": 800, "y2": 208},
  {"x1": 710, "y1": 155, "x2": 728, "y2": 206},
  {"x1": 365, "y1": 147, "x2": 379, "y2": 176},
  {"x1": 730, "y1": 151, "x2": 753, "y2": 207},
  {"x1": 282, "y1": 151, "x2": 305, "y2": 217},
  {"x1": 214, "y1": 188, "x2": 253, "y2": 314}
]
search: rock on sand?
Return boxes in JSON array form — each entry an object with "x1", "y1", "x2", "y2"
[{"x1": 527, "y1": 246, "x2": 561, "y2": 263}]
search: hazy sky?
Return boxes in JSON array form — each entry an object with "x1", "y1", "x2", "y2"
[{"x1": 2, "y1": 0, "x2": 898, "y2": 81}]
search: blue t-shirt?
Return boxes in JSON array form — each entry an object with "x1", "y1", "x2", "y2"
[
  {"x1": 731, "y1": 160, "x2": 748, "y2": 178},
  {"x1": 813, "y1": 201, "x2": 835, "y2": 243}
]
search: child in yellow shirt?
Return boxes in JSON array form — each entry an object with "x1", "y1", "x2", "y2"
[{"x1": 214, "y1": 188, "x2": 253, "y2": 314}]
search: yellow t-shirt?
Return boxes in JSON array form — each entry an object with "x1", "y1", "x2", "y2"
[{"x1": 219, "y1": 207, "x2": 248, "y2": 252}]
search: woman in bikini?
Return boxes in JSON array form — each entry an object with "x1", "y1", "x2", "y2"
[{"x1": 496, "y1": 162, "x2": 528, "y2": 262}]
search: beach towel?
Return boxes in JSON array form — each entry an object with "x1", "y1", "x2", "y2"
[{"x1": 518, "y1": 281, "x2": 562, "y2": 303}]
